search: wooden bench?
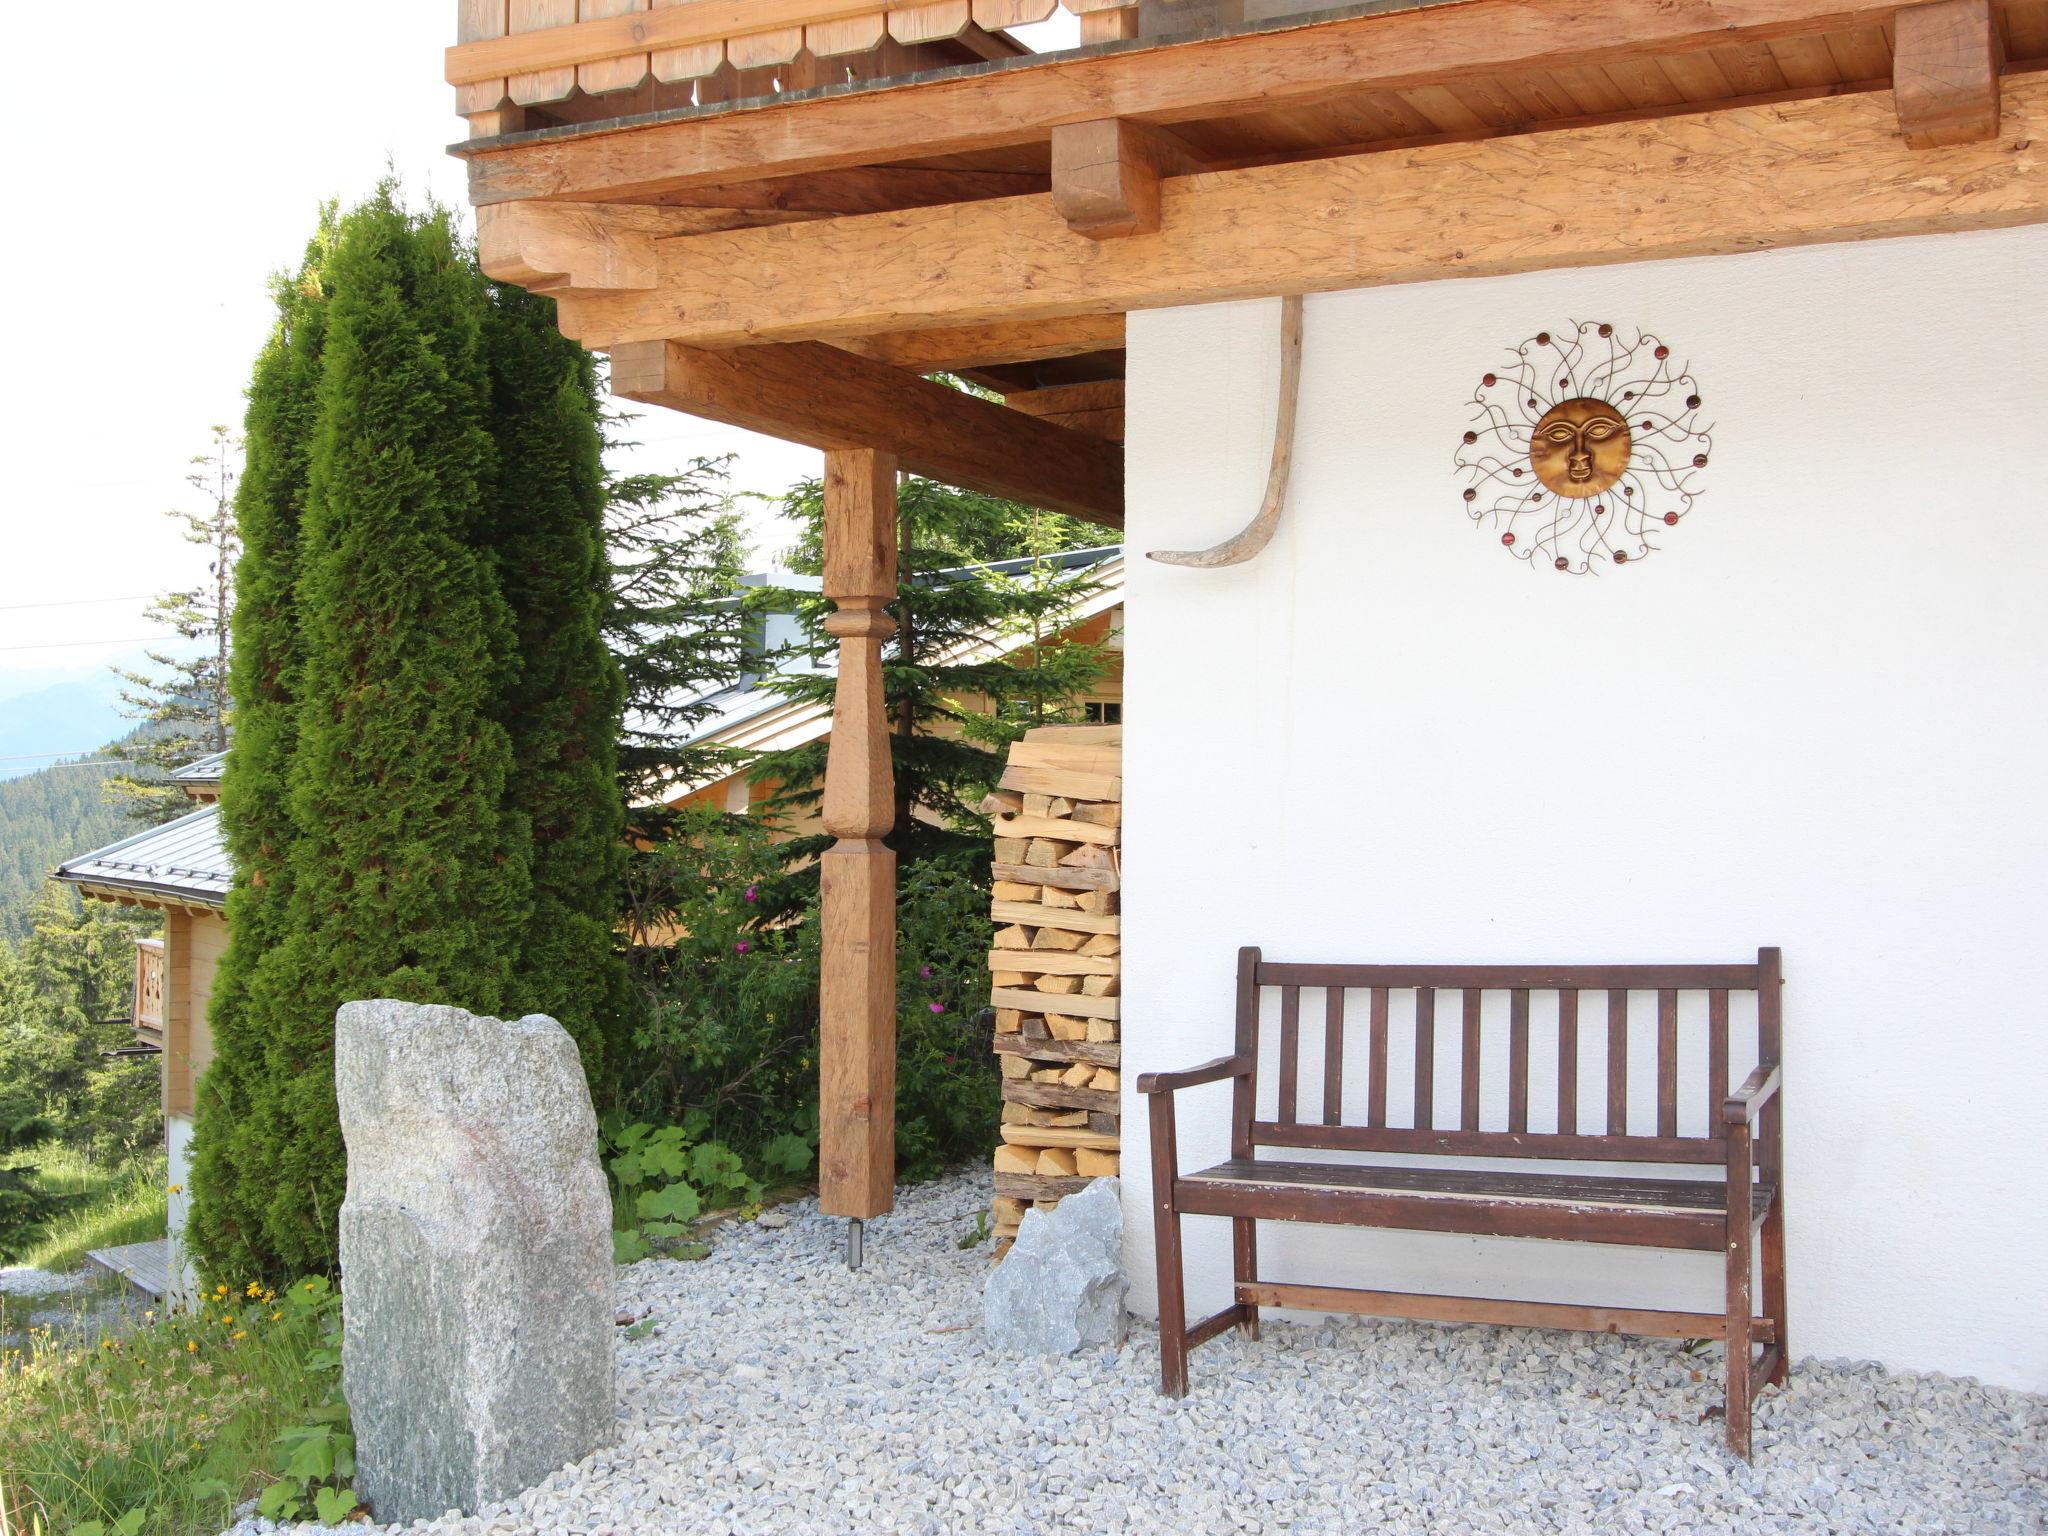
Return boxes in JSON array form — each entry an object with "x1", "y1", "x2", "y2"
[{"x1": 1138, "y1": 947, "x2": 1786, "y2": 1457}]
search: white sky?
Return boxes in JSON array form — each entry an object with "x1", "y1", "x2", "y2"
[{"x1": 0, "y1": 3, "x2": 1078, "y2": 686}]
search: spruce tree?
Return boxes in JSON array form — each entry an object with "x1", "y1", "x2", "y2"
[
  {"x1": 481, "y1": 284, "x2": 630, "y2": 1087},
  {"x1": 105, "y1": 427, "x2": 242, "y2": 825},
  {"x1": 188, "y1": 219, "x2": 336, "y2": 1278}
]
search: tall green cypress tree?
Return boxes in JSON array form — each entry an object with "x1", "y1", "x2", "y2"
[
  {"x1": 482, "y1": 284, "x2": 630, "y2": 1089},
  {"x1": 188, "y1": 218, "x2": 336, "y2": 1279}
]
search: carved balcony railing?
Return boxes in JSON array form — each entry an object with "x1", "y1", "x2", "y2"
[
  {"x1": 447, "y1": 1, "x2": 1360, "y2": 136},
  {"x1": 133, "y1": 937, "x2": 167, "y2": 1048}
]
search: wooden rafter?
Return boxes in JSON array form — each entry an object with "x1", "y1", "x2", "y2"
[
  {"x1": 834, "y1": 314, "x2": 1125, "y2": 372},
  {"x1": 609, "y1": 339, "x2": 1124, "y2": 525},
  {"x1": 459, "y1": 0, "x2": 1923, "y2": 204},
  {"x1": 555, "y1": 75, "x2": 2048, "y2": 350}
]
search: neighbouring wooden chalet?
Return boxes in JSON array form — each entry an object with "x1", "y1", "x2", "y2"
[
  {"x1": 654, "y1": 545, "x2": 1124, "y2": 826},
  {"x1": 445, "y1": 0, "x2": 2048, "y2": 1419},
  {"x1": 54, "y1": 753, "x2": 231, "y2": 1301}
]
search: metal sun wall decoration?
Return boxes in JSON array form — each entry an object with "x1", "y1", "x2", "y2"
[{"x1": 1454, "y1": 322, "x2": 1713, "y2": 573}]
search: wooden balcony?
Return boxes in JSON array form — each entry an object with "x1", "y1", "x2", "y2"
[{"x1": 133, "y1": 937, "x2": 166, "y2": 1050}]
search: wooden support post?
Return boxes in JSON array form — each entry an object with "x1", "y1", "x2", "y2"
[
  {"x1": 818, "y1": 448, "x2": 900, "y2": 1221},
  {"x1": 1894, "y1": 0, "x2": 2003, "y2": 148}
]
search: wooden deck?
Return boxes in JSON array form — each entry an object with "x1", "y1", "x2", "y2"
[{"x1": 84, "y1": 1238, "x2": 172, "y2": 1302}]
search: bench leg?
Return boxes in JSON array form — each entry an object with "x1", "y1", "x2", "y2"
[
  {"x1": 1149, "y1": 1093, "x2": 1191, "y2": 1397},
  {"x1": 1761, "y1": 1191, "x2": 1789, "y2": 1389},
  {"x1": 1725, "y1": 1202, "x2": 1754, "y2": 1459},
  {"x1": 1233, "y1": 1217, "x2": 1261, "y2": 1340}
]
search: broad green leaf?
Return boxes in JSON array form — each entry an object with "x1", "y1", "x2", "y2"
[
  {"x1": 113, "y1": 1512, "x2": 146, "y2": 1536},
  {"x1": 257, "y1": 1481, "x2": 303, "y2": 1520},
  {"x1": 315, "y1": 1486, "x2": 360, "y2": 1524},
  {"x1": 613, "y1": 1228, "x2": 651, "y2": 1264},
  {"x1": 284, "y1": 1427, "x2": 335, "y2": 1482},
  {"x1": 639, "y1": 1181, "x2": 702, "y2": 1223},
  {"x1": 761, "y1": 1133, "x2": 814, "y2": 1174},
  {"x1": 608, "y1": 1149, "x2": 644, "y2": 1187},
  {"x1": 623, "y1": 1319, "x2": 656, "y2": 1340},
  {"x1": 681, "y1": 1107, "x2": 712, "y2": 1142},
  {"x1": 642, "y1": 1139, "x2": 689, "y2": 1180}
]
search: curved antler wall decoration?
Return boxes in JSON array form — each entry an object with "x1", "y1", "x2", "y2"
[
  {"x1": 1454, "y1": 321, "x2": 1713, "y2": 573},
  {"x1": 1148, "y1": 294, "x2": 1303, "y2": 570}
]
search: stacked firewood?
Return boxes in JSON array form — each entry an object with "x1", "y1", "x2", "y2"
[{"x1": 982, "y1": 724, "x2": 1122, "y2": 1257}]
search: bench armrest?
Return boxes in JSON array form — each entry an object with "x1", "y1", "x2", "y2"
[
  {"x1": 1722, "y1": 1062, "x2": 1783, "y2": 1126},
  {"x1": 1137, "y1": 1054, "x2": 1252, "y2": 1096}
]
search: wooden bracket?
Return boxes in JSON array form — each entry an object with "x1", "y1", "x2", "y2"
[
  {"x1": 1051, "y1": 118, "x2": 1207, "y2": 239},
  {"x1": 1148, "y1": 295, "x2": 1303, "y2": 569},
  {"x1": 1894, "y1": 0, "x2": 2004, "y2": 148}
]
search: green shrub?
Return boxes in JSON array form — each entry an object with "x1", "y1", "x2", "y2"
[{"x1": 623, "y1": 813, "x2": 998, "y2": 1182}]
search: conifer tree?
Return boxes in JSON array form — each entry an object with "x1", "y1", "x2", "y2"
[
  {"x1": 482, "y1": 285, "x2": 630, "y2": 1084},
  {"x1": 104, "y1": 427, "x2": 242, "y2": 824},
  {"x1": 187, "y1": 217, "x2": 336, "y2": 1277}
]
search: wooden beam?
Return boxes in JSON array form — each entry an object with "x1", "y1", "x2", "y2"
[
  {"x1": 476, "y1": 201, "x2": 814, "y2": 292},
  {"x1": 834, "y1": 314, "x2": 1125, "y2": 372},
  {"x1": 608, "y1": 339, "x2": 1124, "y2": 525},
  {"x1": 1894, "y1": 0, "x2": 2005, "y2": 147},
  {"x1": 1051, "y1": 118, "x2": 1206, "y2": 238},
  {"x1": 818, "y1": 447, "x2": 898, "y2": 1221},
  {"x1": 559, "y1": 75, "x2": 2048, "y2": 348},
  {"x1": 461, "y1": 0, "x2": 1911, "y2": 204}
]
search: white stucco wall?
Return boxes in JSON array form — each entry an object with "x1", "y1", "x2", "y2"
[
  {"x1": 166, "y1": 1112, "x2": 199, "y2": 1307},
  {"x1": 1118, "y1": 223, "x2": 2048, "y2": 1392}
]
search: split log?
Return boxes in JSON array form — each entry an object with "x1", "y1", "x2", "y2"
[
  {"x1": 1001, "y1": 1054, "x2": 1030, "y2": 1079},
  {"x1": 995, "y1": 1008, "x2": 1023, "y2": 1033},
  {"x1": 1002, "y1": 1078, "x2": 1119, "y2": 1113},
  {"x1": 994, "y1": 1171, "x2": 1094, "y2": 1202},
  {"x1": 1091, "y1": 1067, "x2": 1120, "y2": 1091},
  {"x1": 1000, "y1": 1125, "x2": 1119, "y2": 1151},
  {"x1": 992, "y1": 861, "x2": 1118, "y2": 892},
  {"x1": 992, "y1": 879, "x2": 1041, "y2": 902},
  {"x1": 979, "y1": 790, "x2": 1025, "y2": 816},
  {"x1": 1076, "y1": 888, "x2": 1117, "y2": 914},
  {"x1": 1041, "y1": 886, "x2": 1081, "y2": 909},
  {"x1": 1000, "y1": 762, "x2": 1121, "y2": 802},
  {"x1": 995, "y1": 837, "x2": 1029, "y2": 863},
  {"x1": 1079, "y1": 932, "x2": 1121, "y2": 955},
  {"x1": 987, "y1": 948, "x2": 1114, "y2": 975},
  {"x1": 993, "y1": 1035, "x2": 1120, "y2": 1067},
  {"x1": 993, "y1": 1143, "x2": 1037, "y2": 1174},
  {"x1": 1045, "y1": 1014, "x2": 1090, "y2": 1041},
  {"x1": 1037, "y1": 1146, "x2": 1080, "y2": 1176},
  {"x1": 993, "y1": 987, "x2": 1117, "y2": 1020},
  {"x1": 1075, "y1": 1148, "x2": 1120, "y2": 1177},
  {"x1": 1070, "y1": 802, "x2": 1121, "y2": 828},
  {"x1": 995, "y1": 813, "x2": 1119, "y2": 847},
  {"x1": 994, "y1": 924, "x2": 1033, "y2": 949},
  {"x1": 1081, "y1": 974, "x2": 1119, "y2": 996},
  {"x1": 1023, "y1": 839, "x2": 1068, "y2": 868},
  {"x1": 1031, "y1": 926, "x2": 1087, "y2": 951},
  {"x1": 1023, "y1": 793, "x2": 1052, "y2": 818},
  {"x1": 1033, "y1": 973, "x2": 1081, "y2": 995},
  {"x1": 1059, "y1": 1063, "x2": 1096, "y2": 1088},
  {"x1": 1059, "y1": 843, "x2": 1114, "y2": 871},
  {"x1": 1085, "y1": 1019, "x2": 1118, "y2": 1043},
  {"x1": 992, "y1": 900, "x2": 1116, "y2": 934}
]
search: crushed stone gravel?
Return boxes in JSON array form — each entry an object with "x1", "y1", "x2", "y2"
[{"x1": 224, "y1": 1169, "x2": 2045, "y2": 1536}]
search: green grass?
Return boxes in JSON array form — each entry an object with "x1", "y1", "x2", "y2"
[
  {"x1": 0, "y1": 1276, "x2": 344, "y2": 1535},
  {"x1": 16, "y1": 1148, "x2": 166, "y2": 1274}
]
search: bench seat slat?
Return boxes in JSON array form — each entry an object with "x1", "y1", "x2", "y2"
[
  {"x1": 1176, "y1": 1158, "x2": 1771, "y2": 1251},
  {"x1": 1252, "y1": 1120, "x2": 1729, "y2": 1164}
]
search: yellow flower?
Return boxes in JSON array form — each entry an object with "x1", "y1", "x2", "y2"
[
  {"x1": 214, "y1": 1284, "x2": 229, "y2": 1299},
  {"x1": 219, "y1": 1314, "x2": 234, "y2": 1328},
  {"x1": 245, "y1": 1282, "x2": 263, "y2": 1298},
  {"x1": 168, "y1": 1183, "x2": 183, "y2": 1194},
  {"x1": 270, "y1": 1312, "x2": 283, "y2": 1323},
  {"x1": 231, "y1": 1331, "x2": 246, "y2": 1341},
  {"x1": 186, "y1": 1340, "x2": 199, "y2": 1354}
]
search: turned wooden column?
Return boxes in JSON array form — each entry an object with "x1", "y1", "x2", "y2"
[{"x1": 818, "y1": 448, "x2": 899, "y2": 1220}]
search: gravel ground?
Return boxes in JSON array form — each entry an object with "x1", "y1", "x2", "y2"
[
  {"x1": 227, "y1": 1170, "x2": 2044, "y2": 1536},
  {"x1": 1, "y1": 1262, "x2": 146, "y2": 1350}
]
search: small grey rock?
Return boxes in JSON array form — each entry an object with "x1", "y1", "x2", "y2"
[{"x1": 982, "y1": 1177, "x2": 1127, "y2": 1356}]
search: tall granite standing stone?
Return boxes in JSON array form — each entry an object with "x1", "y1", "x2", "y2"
[
  {"x1": 984, "y1": 1176, "x2": 1128, "y2": 1355},
  {"x1": 337, "y1": 1001, "x2": 615, "y2": 1524}
]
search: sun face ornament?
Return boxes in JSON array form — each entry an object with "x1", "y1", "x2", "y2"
[{"x1": 1454, "y1": 323, "x2": 1712, "y2": 572}]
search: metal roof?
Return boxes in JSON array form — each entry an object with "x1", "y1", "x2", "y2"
[
  {"x1": 54, "y1": 805, "x2": 230, "y2": 908},
  {"x1": 170, "y1": 751, "x2": 227, "y2": 784}
]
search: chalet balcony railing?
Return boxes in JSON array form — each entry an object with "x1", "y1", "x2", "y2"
[
  {"x1": 133, "y1": 937, "x2": 167, "y2": 1047},
  {"x1": 448, "y1": 0, "x2": 1325, "y2": 134}
]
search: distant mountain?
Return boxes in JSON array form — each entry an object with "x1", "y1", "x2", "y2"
[{"x1": 0, "y1": 671, "x2": 131, "y2": 783}]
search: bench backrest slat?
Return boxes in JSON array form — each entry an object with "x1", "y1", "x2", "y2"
[{"x1": 1235, "y1": 948, "x2": 1781, "y2": 1166}]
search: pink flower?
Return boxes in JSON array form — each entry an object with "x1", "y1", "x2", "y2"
[
  {"x1": 929, "y1": 1002, "x2": 944, "y2": 1014},
  {"x1": 918, "y1": 965, "x2": 931, "y2": 980},
  {"x1": 744, "y1": 886, "x2": 758, "y2": 903},
  {"x1": 735, "y1": 941, "x2": 751, "y2": 954}
]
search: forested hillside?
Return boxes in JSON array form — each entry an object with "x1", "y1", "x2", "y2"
[{"x1": 0, "y1": 752, "x2": 136, "y2": 943}]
